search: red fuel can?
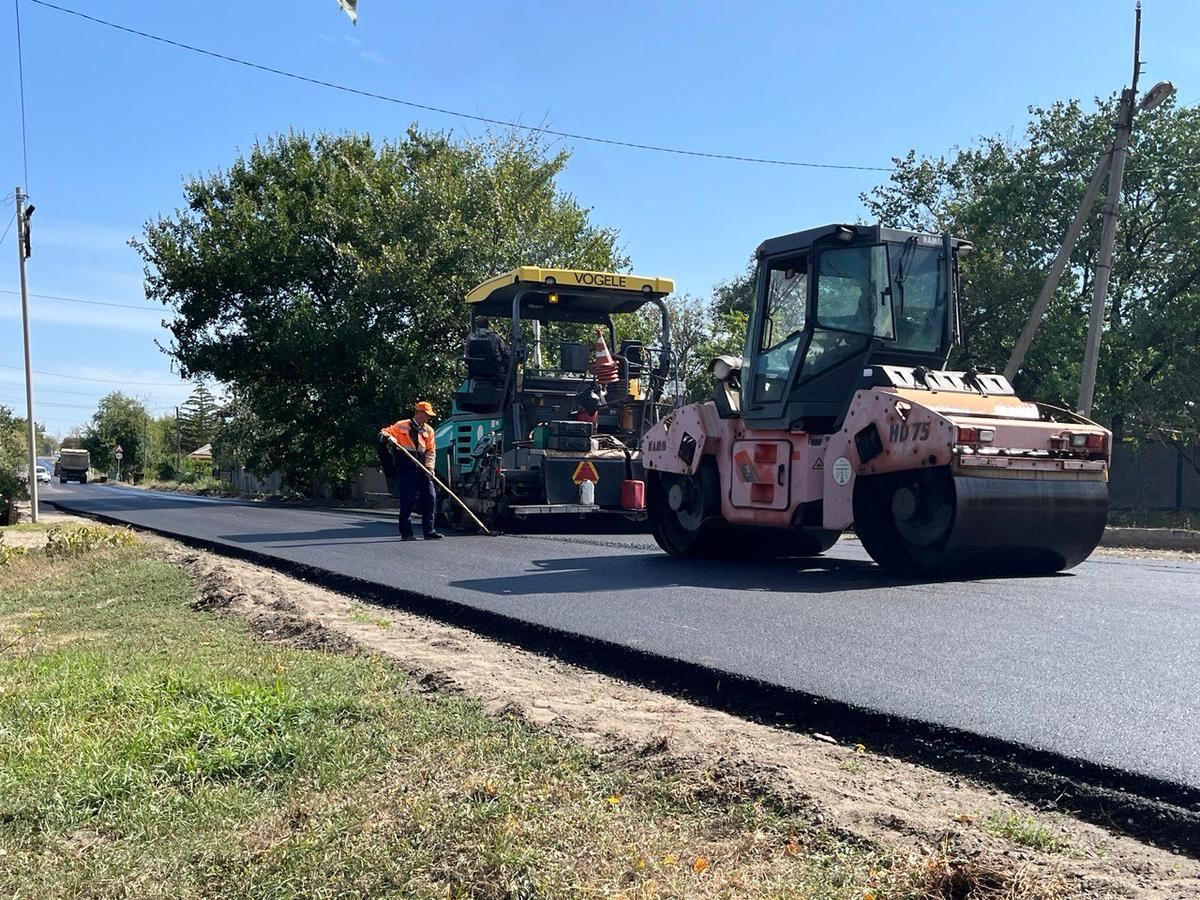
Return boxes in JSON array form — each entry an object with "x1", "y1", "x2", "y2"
[{"x1": 621, "y1": 479, "x2": 645, "y2": 510}]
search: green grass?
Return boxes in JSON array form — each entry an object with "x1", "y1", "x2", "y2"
[
  {"x1": 0, "y1": 536, "x2": 966, "y2": 898},
  {"x1": 981, "y1": 812, "x2": 1070, "y2": 854}
]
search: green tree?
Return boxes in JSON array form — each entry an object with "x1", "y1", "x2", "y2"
[
  {"x1": 1, "y1": 406, "x2": 53, "y2": 472},
  {"x1": 178, "y1": 384, "x2": 219, "y2": 454},
  {"x1": 712, "y1": 263, "x2": 756, "y2": 318},
  {"x1": 136, "y1": 129, "x2": 625, "y2": 486},
  {"x1": 860, "y1": 96, "x2": 1200, "y2": 443},
  {"x1": 82, "y1": 393, "x2": 151, "y2": 479}
]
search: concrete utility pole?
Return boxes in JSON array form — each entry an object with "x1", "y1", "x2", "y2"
[
  {"x1": 15, "y1": 186, "x2": 38, "y2": 523},
  {"x1": 1004, "y1": 151, "x2": 1112, "y2": 382},
  {"x1": 1077, "y1": 4, "x2": 1173, "y2": 416},
  {"x1": 1076, "y1": 3, "x2": 1141, "y2": 417}
]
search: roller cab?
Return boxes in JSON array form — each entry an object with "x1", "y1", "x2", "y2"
[{"x1": 641, "y1": 224, "x2": 1111, "y2": 573}]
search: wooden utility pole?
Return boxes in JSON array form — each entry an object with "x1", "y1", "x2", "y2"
[{"x1": 15, "y1": 186, "x2": 38, "y2": 522}]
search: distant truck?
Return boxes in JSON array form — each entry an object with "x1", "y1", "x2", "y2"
[{"x1": 55, "y1": 449, "x2": 91, "y2": 484}]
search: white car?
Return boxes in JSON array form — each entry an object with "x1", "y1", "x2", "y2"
[{"x1": 35, "y1": 465, "x2": 51, "y2": 484}]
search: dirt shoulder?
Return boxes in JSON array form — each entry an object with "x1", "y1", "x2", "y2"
[{"x1": 143, "y1": 535, "x2": 1198, "y2": 899}]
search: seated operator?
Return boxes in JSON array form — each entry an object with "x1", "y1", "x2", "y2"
[{"x1": 465, "y1": 316, "x2": 509, "y2": 370}]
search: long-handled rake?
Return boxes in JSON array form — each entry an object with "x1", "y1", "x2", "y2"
[{"x1": 388, "y1": 439, "x2": 495, "y2": 536}]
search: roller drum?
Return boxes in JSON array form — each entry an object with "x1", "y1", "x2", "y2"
[{"x1": 855, "y1": 467, "x2": 1109, "y2": 575}]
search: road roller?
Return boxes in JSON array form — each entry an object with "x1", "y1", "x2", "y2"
[{"x1": 640, "y1": 224, "x2": 1111, "y2": 574}]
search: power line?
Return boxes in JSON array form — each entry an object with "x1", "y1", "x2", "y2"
[
  {"x1": 0, "y1": 380, "x2": 176, "y2": 401},
  {"x1": 0, "y1": 287, "x2": 163, "y2": 311},
  {"x1": 14, "y1": 0, "x2": 30, "y2": 188},
  {"x1": 29, "y1": 0, "x2": 894, "y2": 174},
  {"x1": 0, "y1": 393, "x2": 97, "y2": 411},
  {"x1": 0, "y1": 213, "x2": 15, "y2": 248},
  {"x1": 0, "y1": 360, "x2": 190, "y2": 387},
  {"x1": 0, "y1": 381, "x2": 115, "y2": 398}
]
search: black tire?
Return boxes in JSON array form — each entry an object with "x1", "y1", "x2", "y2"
[
  {"x1": 60, "y1": 477, "x2": 66, "y2": 484},
  {"x1": 854, "y1": 468, "x2": 955, "y2": 575},
  {"x1": 646, "y1": 461, "x2": 723, "y2": 556},
  {"x1": 80, "y1": 473, "x2": 87, "y2": 485}
]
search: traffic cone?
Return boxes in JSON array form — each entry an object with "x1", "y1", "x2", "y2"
[{"x1": 591, "y1": 329, "x2": 619, "y2": 384}]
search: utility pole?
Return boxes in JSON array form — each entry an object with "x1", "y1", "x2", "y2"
[
  {"x1": 15, "y1": 186, "x2": 38, "y2": 523},
  {"x1": 1006, "y1": 3, "x2": 1173, "y2": 415},
  {"x1": 1077, "y1": 5, "x2": 1141, "y2": 417},
  {"x1": 1005, "y1": 151, "x2": 1111, "y2": 382}
]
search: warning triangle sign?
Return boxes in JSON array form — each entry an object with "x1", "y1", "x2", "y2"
[
  {"x1": 572, "y1": 460, "x2": 600, "y2": 484},
  {"x1": 812, "y1": 458, "x2": 824, "y2": 470}
]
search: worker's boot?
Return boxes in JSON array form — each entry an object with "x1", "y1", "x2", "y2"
[
  {"x1": 423, "y1": 530, "x2": 444, "y2": 540},
  {"x1": 400, "y1": 533, "x2": 417, "y2": 542}
]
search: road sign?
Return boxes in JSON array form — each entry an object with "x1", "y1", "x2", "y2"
[
  {"x1": 571, "y1": 460, "x2": 599, "y2": 484},
  {"x1": 114, "y1": 445, "x2": 124, "y2": 461}
]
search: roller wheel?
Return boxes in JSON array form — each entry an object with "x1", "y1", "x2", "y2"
[
  {"x1": 854, "y1": 467, "x2": 1108, "y2": 576},
  {"x1": 854, "y1": 468, "x2": 955, "y2": 575},
  {"x1": 647, "y1": 462, "x2": 722, "y2": 556}
]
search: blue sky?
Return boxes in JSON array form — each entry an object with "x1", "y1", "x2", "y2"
[{"x1": 3, "y1": 0, "x2": 1199, "y2": 437}]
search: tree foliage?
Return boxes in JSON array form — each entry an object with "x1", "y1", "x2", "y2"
[
  {"x1": 178, "y1": 384, "x2": 219, "y2": 454},
  {"x1": 136, "y1": 129, "x2": 626, "y2": 486},
  {"x1": 861, "y1": 96, "x2": 1200, "y2": 442},
  {"x1": 0, "y1": 406, "x2": 30, "y2": 502},
  {"x1": 82, "y1": 393, "x2": 151, "y2": 478}
]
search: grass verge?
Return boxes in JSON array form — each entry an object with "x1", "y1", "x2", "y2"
[{"x1": 1, "y1": 528, "x2": 1063, "y2": 898}]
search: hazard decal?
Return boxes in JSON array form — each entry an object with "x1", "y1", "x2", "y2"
[
  {"x1": 812, "y1": 458, "x2": 823, "y2": 470},
  {"x1": 572, "y1": 460, "x2": 600, "y2": 484}
]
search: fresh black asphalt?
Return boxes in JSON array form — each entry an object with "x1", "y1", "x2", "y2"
[{"x1": 43, "y1": 482, "x2": 1200, "y2": 793}]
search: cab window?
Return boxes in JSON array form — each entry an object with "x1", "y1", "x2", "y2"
[
  {"x1": 750, "y1": 258, "x2": 808, "y2": 403},
  {"x1": 815, "y1": 245, "x2": 894, "y2": 339}
]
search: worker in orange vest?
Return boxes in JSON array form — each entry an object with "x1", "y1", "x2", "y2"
[{"x1": 379, "y1": 401, "x2": 443, "y2": 541}]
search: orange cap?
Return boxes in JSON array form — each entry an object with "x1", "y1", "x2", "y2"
[{"x1": 414, "y1": 401, "x2": 437, "y2": 417}]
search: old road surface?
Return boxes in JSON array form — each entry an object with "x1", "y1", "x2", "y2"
[{"x1": 43, "y1": 481, "x2": 1200, "y2": 847}]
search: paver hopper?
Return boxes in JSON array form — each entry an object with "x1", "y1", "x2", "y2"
[{"x1": 640, "y1": 224, "x2": 1110, "y2": 574}]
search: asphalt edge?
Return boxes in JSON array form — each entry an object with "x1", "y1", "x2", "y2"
[{"x1": 45, "y1": 497, "x2": 1200, "y2": 858}]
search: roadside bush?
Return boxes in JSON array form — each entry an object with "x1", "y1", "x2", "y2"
[
  {"x1": 0, "y1": 469, "x2": 28, "y2": 524},
  {"x1": 45, "y1": 525, "x2": 138, "y2": 558}
]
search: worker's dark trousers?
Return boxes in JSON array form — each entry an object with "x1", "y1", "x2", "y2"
[{"x1": 395, "y1": 469, "x2": 436, "y2": 537}]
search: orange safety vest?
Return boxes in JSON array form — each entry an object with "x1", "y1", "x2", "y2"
[{"x1": 382, "y1": 419, "x2": 436, "y2": 470}]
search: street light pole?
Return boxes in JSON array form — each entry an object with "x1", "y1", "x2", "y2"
[{"x1": 15, "y1": 186, "x2": 38, "y2": 523}]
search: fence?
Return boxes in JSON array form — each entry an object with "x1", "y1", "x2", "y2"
[
  {"x1": 222, "y1": 467, "x2": 285, "y2": 495},
  {"x1": 1109, "y1": 441, "x2": 1199, "y2": 510}
]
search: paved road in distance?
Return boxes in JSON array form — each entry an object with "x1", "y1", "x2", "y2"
[{"x1": 43, "y1": 481, "x2": 1200, "y2": 790}]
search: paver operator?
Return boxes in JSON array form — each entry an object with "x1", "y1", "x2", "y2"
[{"x1": 380, "y1": 401, "x2": 444, "y2": 541}]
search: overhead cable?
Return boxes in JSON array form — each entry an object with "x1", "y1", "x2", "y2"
[
  {"x1": 0, "y1": 287, "x2": 162, "y2": 311},
  {"x1": 29, "y1": 0, "x2": 893, "y2": 173},
  {"x1": 0, "y1": 360, "x2": 189, "y2": 387}
]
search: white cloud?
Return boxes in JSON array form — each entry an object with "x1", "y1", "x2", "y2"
[{"x1": 360, "y1": 48, "x2": 389, "y2": 65}]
